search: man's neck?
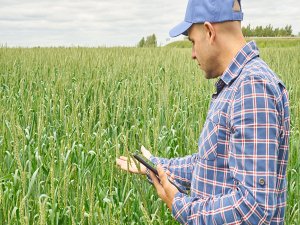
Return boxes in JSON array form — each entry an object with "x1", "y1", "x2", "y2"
[{"x1": 219, "y1": 36, "x2": 246, "y2": 75}]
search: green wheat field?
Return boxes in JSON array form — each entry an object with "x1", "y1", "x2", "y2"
[{"x1": 0, "y1": 40, "x2": 299, "y2": 224}]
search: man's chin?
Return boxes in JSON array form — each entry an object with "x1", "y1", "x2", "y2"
[
  {"x1": 204, "y1": 71, "x2": 221, "y2": 80},
  {"x1": 204, "y1": 72, "x2": 214, "y2": 80}
]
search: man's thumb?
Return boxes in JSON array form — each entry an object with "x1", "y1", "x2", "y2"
[{"x1": 141, "y1": 145, "x2": 152, "y2": 159}]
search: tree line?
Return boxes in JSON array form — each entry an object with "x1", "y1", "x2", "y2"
[
  {"x1": 242, "y1": 24, "x2": 293, "y2": 37},
  {"x1": 137, "y1": 25, "x2": 295, "y2": 47}
]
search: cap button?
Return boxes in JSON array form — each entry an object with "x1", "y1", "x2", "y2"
[{"x1": 259, "y1": 178, "x2": 265, "y2": 186}]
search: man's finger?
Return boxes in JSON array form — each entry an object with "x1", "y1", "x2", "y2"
[
  {"x1": 157, "y1": 164, "x2": 164, "y2": 176},
  {"x1": 116, "y1": 158, "x2": 133, "y2": 171},
  {"x1": 141, "y1": 145, "x2": 152, "y2": 160},
  {"x1": 149, "y1": 171, "x2": 165, "y2": 196},
  {"x1": 116, "y1": 158, "x2": 124, "y2": 166},
  {"x1": 120, "y1": 163, "x2": 129, "y2": 171},
  {"x1": 149, "y1": 171, "x2": 160, "y2": 186},
  {"x1": 117, "y1": 159, "x2": 129, "y2": 170},
  {"x1": 171, "y1": 173, "x2": 175, "y2": 180},
  {"x1": 166, "y1": 170, "x2": 175, "y2": 182},
  {"x1": 119, "y1": 156, "x2": 128, "y2": 161},
  {"x1": 157, "y1": 164, "x2": 168, "y2": 187},
  {"x1": 168, "y1": 174, "x2": 175, "y2": 183}
]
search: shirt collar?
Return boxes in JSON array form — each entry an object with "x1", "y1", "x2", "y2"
[{"x1": 218, "y1": 41, "x2": 260, "y2": 87}]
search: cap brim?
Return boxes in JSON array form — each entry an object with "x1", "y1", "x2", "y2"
[{"x1": 169, "y1": 21, "x2": 193, "y2": 37}]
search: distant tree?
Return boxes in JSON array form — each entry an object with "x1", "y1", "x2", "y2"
[
  {"x1": 137, "y1": 34, "x2": 157, "y2": 47},
  {"x1": 255, "y1": 26, "x2": 263, "y2": 37},
  {"x1": 278, "y1": 27, "x2": 288, "y2": 37},
  {"x1": 242, "y1": 24, "x2": 252, "y2": 37},
  {"x1": 144, "y1": 34, "x2": 157, "y2": 47},
  {"x1": 284, "y1": 25, "x2": 293, "y2": 36},
  {"x1": 137, "y1": 37, "x2": 145, "y2": 47},
  {"x1": 274, "y1": 28, "x2": 280, "y2": 37},
  {"x1": 265, "y1": 24, "x2": 274, "y2": 37}
]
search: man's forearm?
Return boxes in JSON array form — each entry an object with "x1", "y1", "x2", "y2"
[{"x1": 172, "y1": 183, "x2": 276, "y2": 224}]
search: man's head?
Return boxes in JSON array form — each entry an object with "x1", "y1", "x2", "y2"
[
  {"x1": 169, "y1": 0, "x2": 245, "y2": 79},
  {"x1": 188, "y1": 21, "x2": 245, "y2": 79}
]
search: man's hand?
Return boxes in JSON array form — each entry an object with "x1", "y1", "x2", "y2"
[
  {"x1": 149, "y1": 164, "x2": 179, "y2": 210},
  {"x1": 116, "y1": 145, "x2": 152, "y2": 175}
]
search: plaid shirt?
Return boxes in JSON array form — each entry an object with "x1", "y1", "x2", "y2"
[{"x1": 148, "y1": 41, "x2": 290, "y2": 225}]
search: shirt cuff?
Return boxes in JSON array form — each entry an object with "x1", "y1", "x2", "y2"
[{"x1": 149, "y1": 155, "x2": 160, "y2": 165}]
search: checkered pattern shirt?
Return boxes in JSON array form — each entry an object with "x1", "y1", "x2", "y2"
[{"x1": 148, "y1": 41, "x2": 290, "y2": 225}]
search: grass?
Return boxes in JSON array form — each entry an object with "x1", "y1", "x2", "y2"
[{"x1": 0, "y1": 44, "x2": 299, "y2": 224}]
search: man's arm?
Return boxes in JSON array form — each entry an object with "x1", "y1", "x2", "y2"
[
  {"x1": 170, "y1": 76, "x2": 283, "y2": 224},
  {"x1": 116, "y1": 145, "x2": 197, "y2": 190}
]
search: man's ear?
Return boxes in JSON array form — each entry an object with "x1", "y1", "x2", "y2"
[{"x1": 203, "y1": 22, "x2": 216, "y2": 45}]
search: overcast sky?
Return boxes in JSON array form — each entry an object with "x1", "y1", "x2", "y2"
[{"x1": 1, "y1": 0, "x2": 299, "y2": 47}]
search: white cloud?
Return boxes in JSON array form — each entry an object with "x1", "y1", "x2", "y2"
[{"x1": 0, "y1": 0, "x2": 299, "y2": 47}]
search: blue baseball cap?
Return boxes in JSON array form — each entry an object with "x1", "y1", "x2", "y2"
[{"x1": 169, "y1": 0, "x2": 243, "y2": 37}]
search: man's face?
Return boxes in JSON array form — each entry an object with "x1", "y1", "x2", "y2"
[{"x1": 188, "y1": 24, "x2": 220, "y2": 79}]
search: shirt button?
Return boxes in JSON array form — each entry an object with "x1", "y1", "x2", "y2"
[{"x1": 259, "y1": 178, "x2": 265, "y2": 186}]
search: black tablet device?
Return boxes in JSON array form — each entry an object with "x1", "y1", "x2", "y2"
[
  {"x1": 133, "y1": 153, "x2": 158, "y2": 176},
  {"x1": 133, "y1": 152, "x2": 187, "y2": 195}
]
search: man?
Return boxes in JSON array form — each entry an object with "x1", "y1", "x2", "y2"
[{"x1": 116, "y1": 0, "x2": 290, "y2": 224}]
